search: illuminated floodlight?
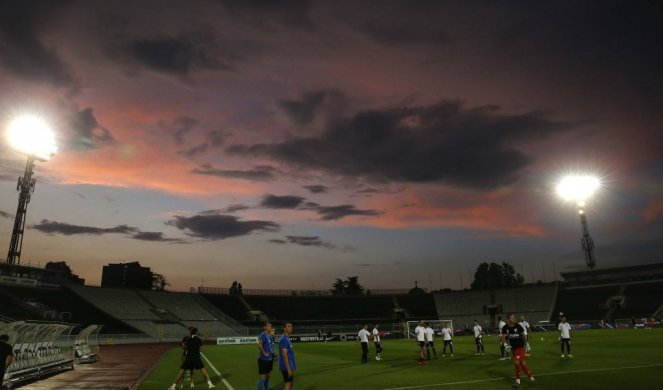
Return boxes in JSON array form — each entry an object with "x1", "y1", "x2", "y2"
[
  {"x1": 7, "y1": 116, "x2": 58, "y2": 161},
  {"x1": 556, "y1": 175, "x2": 600, "y2": 203}
]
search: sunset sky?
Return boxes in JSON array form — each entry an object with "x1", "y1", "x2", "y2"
[{"x1": 0, "y1": 0, "x2": 661, "y2": 292}]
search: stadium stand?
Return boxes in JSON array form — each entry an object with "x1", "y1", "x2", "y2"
[
  {"x1": 552, "y1": 285, "x2": 621, "y2": 320},
  {"x1": 395, "y1": 294, "x2": 438, "y2": 318},
  {"x1": 433, "y1": 289, "x2": 491, "y2": 330},
  {"x1": 200, "y1": 294, "x2": 254, "y2": 321},
  {"x1": 611, "y1": 281, "x2": 663, "y2": 319},
  {"x1": 495, "y1": 284, "x2": 557, "y2": 323},
  {"x1": 0, "y1": 285, "x2": 140, "y2": 334},
  {"x1": 433, "y1": 284, "x2": 558, "y2": 330},
  {"x1": 239, "y1": 295, "x2": 396, "y2": 323},
  {"x1": 68, "y1": 285, "x2": 247, "y2": 339}
]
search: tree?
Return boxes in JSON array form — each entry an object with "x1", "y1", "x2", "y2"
[
  {"x1": 345, "y1": 276, "x2": 364, "y2": 296},
  {"x1": 152, "y1": 273, "x2": 169, "y2": 291},
  {"x1": 470, "y1": 262, "x2": 524, "y2": 290},
  {"x1": 330, "y1": 276, "x2": 365, "y2": 295},
  {"x1": 45, "y1": 261, "x2": 72, "y2": 274},
  {"x1": 331, "y1": 278, "x2": 346, "y2": 295}
]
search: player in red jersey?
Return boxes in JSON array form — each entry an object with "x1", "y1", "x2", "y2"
[{"x1": 501, "y1": 313, "x2": 535, "y2": 388}]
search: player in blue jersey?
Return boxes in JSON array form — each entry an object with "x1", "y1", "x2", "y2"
[
  {"x1": 257, "y1": 322, "x2": 275, "y2": 390},
  {"x1": 279, "y1": 322, "x2": 296, "y2": 390}
]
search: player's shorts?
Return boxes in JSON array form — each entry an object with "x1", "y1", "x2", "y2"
[
  {"x1": 258, "y1": 358, "x2": 273, "y2": 374},
  {"x1": 418, "y1": 341, "x2": 426, "y2": 348},
  {"x1": 475, "y1": 337, "x2": 483, "y2": 345},
  {"x1": 561, "y1": 337, "x2": 571, "y2": 343},
  {"x1": 281, "y1": 370, "x2": 294, "y2": 383},
  {"x1": 512, "y1": 347, "x2": 526, "y2": 361},
  {"x1": 375, "y1": 342, "x2": 383, "y2": 353},
  {"x1": 181, "y1": 356, "x2": 204, "y2": 370},
  {"x1": 443, "y1": 340, "x2": 452, "y2": 346},
  {"x1": 427, "y1": 341, "x2": 434, "y2": 347}
]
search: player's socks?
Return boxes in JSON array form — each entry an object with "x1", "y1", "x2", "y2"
[
  {"x1": 258, "y1": 379, "x2": 265, "y2": 390},
  {"x1": 265, "y1": 379, "x2": 270, "y2": 390},
  {"x1": 207, "y1": 380, "x2": 215, "y2": 388}
]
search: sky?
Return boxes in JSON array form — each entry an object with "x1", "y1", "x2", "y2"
[{"x1": 0, "y1": 0, "x2": 661, "y2": 292}]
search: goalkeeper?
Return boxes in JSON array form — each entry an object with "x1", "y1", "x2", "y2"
[{"x1": 501, "y1": 313, "x2": 536, "y2": 388}]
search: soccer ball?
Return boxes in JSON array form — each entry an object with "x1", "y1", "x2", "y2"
[
  {"x1": 376, "y1": 356, "x2": 382, "y2": 361},
  {"x1": 540, "y1": 337, "x2": 544, "y2": 341}
]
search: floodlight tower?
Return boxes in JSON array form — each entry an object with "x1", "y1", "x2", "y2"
[
  {"x1": 556, "y1": 175, "x2": 601, "y2": 270},
  {"x1": 5, "y1": 116, "x2": 57, "y2": 265}
]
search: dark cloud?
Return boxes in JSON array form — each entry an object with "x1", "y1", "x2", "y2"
[
  {"x1": 0, "y1": 211, "x2": 13, "y2": 219},
  {"x1": 0, "y1": 0, "x2": 79, "y2": 90},
  {"x1": 260, "y1": 194, "x2": 306, "y2": 209},
  {"x1": 131, "y1": 231, "x2": 186, "y2": 243},
  {"x1": 358, "y1": 16, "x2": 447, "y2": 46},
  {"x1": 67, "y1": 108, "x2": 115, "y2": 151},
  {"x1": 305, "y1": 203, "x2": 382, "y2": 221},
  {"x1": 220, "y1": 204, "x2": 251, "y2": 213},
  {"x1": 166, "y1": 212, "x2": 279, "y2": 240},
  {"x1": 123, "y1": 30, "x2": 234, "y2": 77},
  {"x1": 228, "y1": 100, "x2": 570, "y2": 189},
  {"x1": 277, "y1": 89, "x2": 347, "y2": 127},
  {"x1": 269, "y1": 239, "x2": 287, "y2": 244},
  {"x1": 32, "y1": 220, "x2": 137, "y2": 236},
  {"x1": 285, "y1": 235, "x2": 335, "y2": 249},
  {"x1": 303, "y1": 185, "x2": 330, "y2": 194},
  {"x1": 356, "y1": 187, "x2": 404, "y2": 194},
  {"x1": 192, "y1": 165, "x2": 276, "y2": 181},
  {"x1": 177, "y1": 130, "x2": 225, "y2": 158},
  {"x1": 178, "y1": 143, "x2": 208, "y2": 159},
  {"x1": 163, "y1": 116, "x2": 198, "y2": 145},
  {"x1": 31, "y1": 219, "x2": 184, "y2": 243},
  {"x1": 221, "y1": 0, "x2": 314, "y2": 31}
]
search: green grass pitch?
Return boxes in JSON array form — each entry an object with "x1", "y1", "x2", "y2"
[{"x1": 139, "y1": 329, "x2": 663, "y2": 389}]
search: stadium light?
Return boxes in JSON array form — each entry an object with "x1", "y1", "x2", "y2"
[
  {"x1": 7, "y1": 116, "x2": 57, "y2": 162},
  {"x1": 556, "y1": 174, "x2": 601, "y2": 270},
  {"x1": 5, "y1": 115, "x2": 58, "y2": 265}
]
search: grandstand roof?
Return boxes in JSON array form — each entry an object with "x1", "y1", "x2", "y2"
[{"x1": 561, "y1": 263, "x2": 663, "y2": 285}]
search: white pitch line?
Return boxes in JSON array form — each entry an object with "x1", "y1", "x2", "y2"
[
  {"x1": 201, "y1": 352, "x2": 235, "y2": 390},
  {"x1": 381, "y1": 363, "x2": 663, "y2": 390}
]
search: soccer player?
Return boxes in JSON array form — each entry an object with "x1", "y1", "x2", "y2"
[
  {"x1": 0, "y1": 334, "x2": 13, "y2": 390},
  {"x1": 441, "y1": 324, "x2": 454, "y2": 357},
  {"x1": 182, "y1": 327, "x2": 195, "y2": 387},
  {"x1": 168, "y1": 328, "x2": 215, "y2": 389},
  {"x1": 357, "y1": 324, "x2": 370, "y2": 364},
  {"x1": 497, "y1": 316, "x2": 509, "y2": 360},
  {"x1": 414, "y1": 320, "x2": 427, "y2": 365},
  {"x1": 501, "y1": 313, "x2": 535, "y2": 388},
  {"x1": 257, "y1": 322, "x2": 274, "y2": 390},
  {"x1": 519, "y1": 315, "x2": 532, "y2": 356},
  {"x1": 473, "y1": 320, "x2": 485, "y2": 355},
  {"x1": 279, "y1": 322, "x2": 296, "y2": 390},
  {"x1": 424, "y1": 323, "x2": 437, "y2": 359},
  {"x1": 372, "y1": 324, "x2": 383, "y2": 360},
  {"x1": 558, "y1": 316, "x2": 573, "y2": 358}
]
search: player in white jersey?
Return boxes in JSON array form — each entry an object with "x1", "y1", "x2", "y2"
[
  {"x1": 372, "y1": 324, "x2": 383, "y2": 360},
  {"x1": 414, "y1": 320, "x2": 427, "y2": 365},
  {"x1": 424, "y1": 324, "x2": 436, "y2": 359},
  {"x1": 519, "y1": 315, "x2": 532, "y2": 356},
  {"x1": 498, "y1": 316, "x2": 510, "y2": 360},
  {"x1": 441, "y1": 324, "x2": 454, "y2": 357},
  {"x1": 357, "y1": 324, "x2": 371, "y2": 364},
  {"x1": 558, "y1": 316, "x2": 573, "y2": 358},
  {"x1": 473, "y1": 320, "x2": 485, "y2": 355}
]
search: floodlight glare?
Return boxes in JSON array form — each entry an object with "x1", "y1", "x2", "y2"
[
  {"x1": 556, "y1": 175, "x2": 600, "y2": 203},
  {"x1": 7, "y1": 116, "x2": 58, "y2": 161}
]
